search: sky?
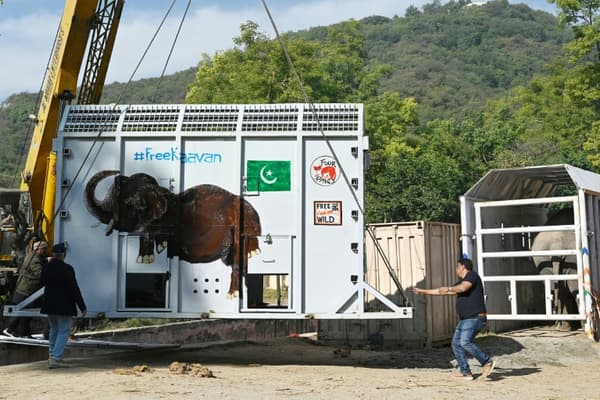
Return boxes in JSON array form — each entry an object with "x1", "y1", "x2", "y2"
[{"x1": 0, "y1": 0, "x2": 558, "y2": 103}]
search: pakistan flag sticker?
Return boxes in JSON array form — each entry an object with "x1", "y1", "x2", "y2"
[{"x1": 247, "y1": 160, "x2": 291, "y2": 192}]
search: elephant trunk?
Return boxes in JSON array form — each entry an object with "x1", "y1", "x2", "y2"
[{"x1": 84, "y1": 170, "x2": 120, "y2": 225}]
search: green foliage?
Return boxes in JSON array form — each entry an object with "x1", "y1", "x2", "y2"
[
  {"x1": 551, "y1": 0, "x2": 600, "y2": 108},
  {"x1": 460, "y1": 96, "x2": 525, "y2": 167},
  {"x1": 584, "y1": 121, "x2": 600, "y2": 168},
  {"x1": 366, "y1": 147, "x2": 465, "y2": 223},
  {"x1": 545, "y1": 0, "x2": 600, "y2": 169},
  {"x1": 365, "y1": 92, "x2": 419, "y2": 157},
  {"x1": 100, "y1": 67, "x2": 196, "y2": 104},
  {"x1": 360, "y1": 0, "x2": 571, "y2": 121},
  {"x1": 0, "y1": 93, "x2": 37, "y2": 187},
  {"x1": 466, "y1": 57, "x2": 597, "y2": 171},
  {"x1": 186, "y1": 21, "x2": 383, "y2": 104},
  {"x1": 405, "y1": 5, "x2": 421, "y2": 17},
  {"x1": 367, "y1": 117, "x2": 484, "y2": 223}
]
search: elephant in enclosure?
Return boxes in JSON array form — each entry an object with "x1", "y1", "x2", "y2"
[
  {"x1": 531, "y1": 208, "x2": 580, "y2": 329},
  {"x1": 84, "y1": 170, "x2": 262, "y2": 297}
]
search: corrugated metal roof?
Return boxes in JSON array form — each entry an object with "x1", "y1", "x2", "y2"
[{"x1": 464, "y1": 164, "x2": 600, "y2": 201}]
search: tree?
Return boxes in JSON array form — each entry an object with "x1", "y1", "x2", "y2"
[
  {"x1": 460, "y1": 96, "x2": 525, "y2": 167},
  {"x1": 366, "y1": 137, "x2": 480, "y2": 223},
  {"x1": 583, "y1": 121, "x2": 600, "y2": 168},
  {"x1": 0, "y1": 93, "x2": 36, "y2": 187},
  {"x1": 186, "y1": 21, "x2": 387, "y2": 104},
  {"x1": 365, "y1": 92, "x2": 419, "y2": 158},
  {"x1": 470, "y1": 0, "x2": 600, "y2": 171},
  {"x1": 405, "y1": 5, "x2": 421, "y2": 17},
  {"x1": 364, "y1": 92, "x2": 421, "y2": 221},
  {"x1": 422, "y1": 0, "x2": 444, "y2": 14},
  {"x1": 365, "y1": 98, "x2": 485, "y2": 223},
  {"x1": 552, "y1": 0, "x2": 600, "y2": 63},
  {"x1": 551, "y1": 0, "x2": 600, "y2": 110}
]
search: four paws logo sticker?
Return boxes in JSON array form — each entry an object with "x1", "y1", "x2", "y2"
[{"x1": 310, "y1": 156, "x2": 339, "y2": 186}]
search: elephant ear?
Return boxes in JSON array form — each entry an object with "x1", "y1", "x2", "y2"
[{"x1": 144, "y1": 189, "x2": 168, "y2": 220}]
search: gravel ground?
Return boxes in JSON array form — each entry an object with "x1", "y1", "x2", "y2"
[{"x1": 0, "y1": 326, "x2": 598, "y2": 400}]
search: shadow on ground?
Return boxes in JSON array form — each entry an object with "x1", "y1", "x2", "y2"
[
  {"x1": 17, "y1": 334, "x2": 527, "y2": 373},
  {"x1": 483, "y1": 366, "x2": 542, "y2": 381}
]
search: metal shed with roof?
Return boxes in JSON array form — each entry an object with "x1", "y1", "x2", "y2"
[{"x1": 460, "y1": 164, "x2": 600, "y2": 339}]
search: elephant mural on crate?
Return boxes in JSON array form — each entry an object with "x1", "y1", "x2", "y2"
[
  {"x1": 84, "y1": 170, "x2": 262, "y2": 298},
  {"x1": 530, "y1": 208, "x2": 580, "y2": 329}
]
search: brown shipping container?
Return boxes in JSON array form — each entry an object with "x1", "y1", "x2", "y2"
[{"x1": 318, "y1": 221, "x2": 461, "y2": 348}]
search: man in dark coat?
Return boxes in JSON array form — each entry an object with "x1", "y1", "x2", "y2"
[
  {"x1": 3, "y1": 240, "x2": 48, "y2": 337},
  {"x1": 41, "y1": 243, "x2": 87, "y2": 369}
]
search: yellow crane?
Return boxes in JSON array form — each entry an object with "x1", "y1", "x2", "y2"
[{"x1": 0, "y1": 0, "x2": 123, "y2": 269}]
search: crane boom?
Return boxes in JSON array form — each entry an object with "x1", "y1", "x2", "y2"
[
  {"x1": 21, "y1": 0, "x2": 100, "y2": 197},
  {"x1": 78, "y1": 0, "x2": 124, "y2": 105},
  {"x1": 1, "y1": 0, "x2": 123, "y2": 309},
  {"x1": 19, "y1": 0, "x2": 122, "y2": 244},
  {"x1": 0, "y1": 0, "x2": 122, "y2": 282}
]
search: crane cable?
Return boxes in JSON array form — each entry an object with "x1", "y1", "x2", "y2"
[
  {"x1": 51, "y1": 0, "x2": 188, "y2": 231},
  {"x1": 260, "y1": 0, "x2": 410, "y2": 307},
  {"x1": 114, "y1": 0, "x2": 178, "y2": 105},
  {"x1": 153, "y1": 0, "x2": 192, "y2": 103}
]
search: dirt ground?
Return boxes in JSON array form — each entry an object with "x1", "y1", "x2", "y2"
[{"x1": 0, "y1": 327, "x2": 599, "y2": 400}]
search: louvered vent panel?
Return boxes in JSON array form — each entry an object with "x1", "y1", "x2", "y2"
[
  {"x1": 62, "y1": 105, "x2": 120, "y2": 133},
  {"x1": 182, "y1": 105, "x2": 239, "y2": 132},
  {"x1": 121, "y1": 105, "x2": 179, "y2": 132}
]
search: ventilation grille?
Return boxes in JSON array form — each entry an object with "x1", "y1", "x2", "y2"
[
  {"x1": 122, "y1": 105, "x2": 179, "y2": 132},
  {"x1": 60, "y1": 104, "x2": 362, "y2": 135},
  {"x1": 302, "y1": 104, "x2": 360, "y2": 131},
  {"x1": 241, "y1": 105, "x2": 299, "y2": 132},
  {"x1": 62, "y1": 106, "x2": 120, "y2": 133},
  {"x1": 182, "y1": 105, "x2": 238, "y2": 132}
]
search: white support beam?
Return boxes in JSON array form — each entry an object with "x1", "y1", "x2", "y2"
[
  {"x1": 480, "y1": 225, "x2": 576, "y2": 235},
  {"x1": 475, "y1": 196, "x2": 578, "y2": 208},
  {"x1": 482, "y1": 249, "x2": 578, "y2": 258}
]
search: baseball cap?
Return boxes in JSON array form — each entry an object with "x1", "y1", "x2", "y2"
[{"x1": 52, "y1": 243, "x2": 67, "y2": 254}]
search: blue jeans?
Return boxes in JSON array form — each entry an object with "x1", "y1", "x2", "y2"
[
  {"x1": 451, "y1": 316, "x2": 491, "y2": 374},
  {"x1": 47, "y1": 315, "x2": 72, "y2": 361}
]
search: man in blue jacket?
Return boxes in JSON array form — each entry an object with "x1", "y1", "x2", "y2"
[{"x1": 41, "y1": 243, "x2": 87, "y2": 369}]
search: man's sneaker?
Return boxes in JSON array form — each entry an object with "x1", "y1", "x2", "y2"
[
  {"x1": 455, "y1": 373, "x2": 474, "y2": 381},
  {"x1": 48, "y1": 358, "x2": 70, "y2": 369},
  {"x1": 481, "y1": 359, "x2": 496, "y2": 378},
  {"x1": 2, "y1": 328, "x2": 15, "y2": 337}
]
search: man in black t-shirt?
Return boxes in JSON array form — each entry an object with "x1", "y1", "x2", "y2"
[{"x1": 413, "y1": 257, "x2": 496, "y2": 380}]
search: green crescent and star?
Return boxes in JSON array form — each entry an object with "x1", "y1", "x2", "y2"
[{"x1": 246, "y1": 160, "x2": 291, "y2": 191}]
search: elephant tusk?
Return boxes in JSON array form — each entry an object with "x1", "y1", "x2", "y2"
[
  {"x1": 248, "y1": 249, "x2": 261, "y2": 258},
  {"x1": 157, "y1": 241, "x2": 168, "y2": 253},
  {"x1": 104, "y1": 218, "x2": 115, "y2": 236}
]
